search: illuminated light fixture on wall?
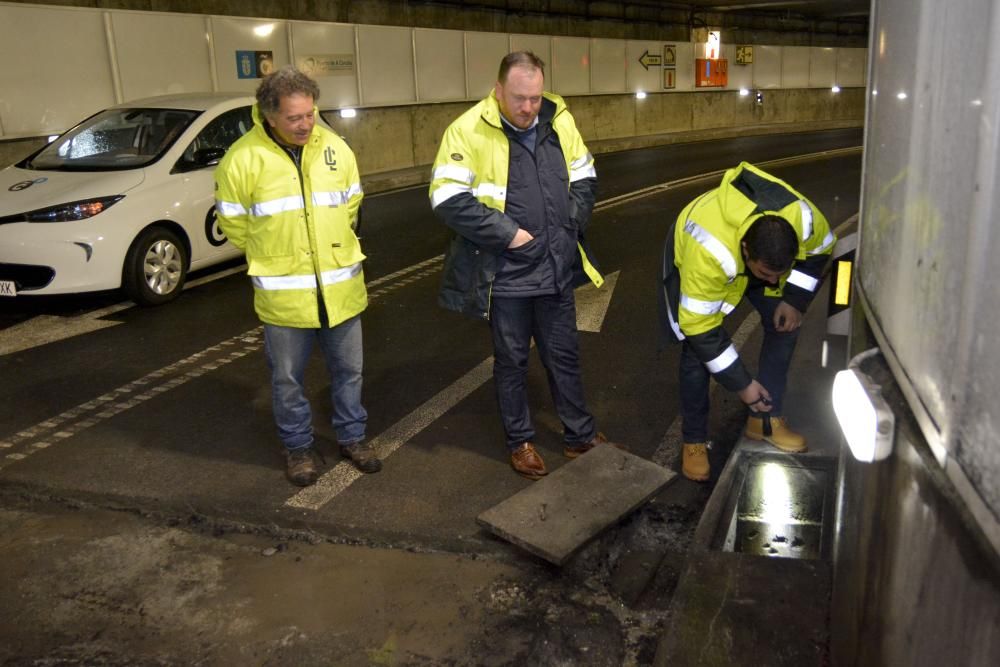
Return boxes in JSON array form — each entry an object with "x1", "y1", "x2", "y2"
[
  {"x1": 636, "y1": 91, "x2": 647, "y2": 99},
  {"x1": 831, "y1": 85, "x2": 841, "y2": 93},
  {"x1": 739, "y1": 88, "x2": 750, "y2": 96},
  {"x1": 832, "y1": 349, "x2": 895, "y2": 462},
  {"x1": 871, "y1": 89, "x2": 878, "y2": 96},
  {"x1": 253, "y1": 24, "x2": 275, "y2": 37},
  {"x1": 896, "y1": 91, "x2": 908, "y2": 100},
  {"x1": 340, "y1": 108, "x2": 357, "y2": 118}
]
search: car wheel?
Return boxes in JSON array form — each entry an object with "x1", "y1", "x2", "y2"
[{"x1": 123, "y1": 227, "x2": 188, "y2": 306}]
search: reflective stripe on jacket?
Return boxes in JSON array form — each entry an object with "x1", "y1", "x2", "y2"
[
  {"x1": 214, "y1": 105, "x2": 367, "y2": 328},
  {"x1": 661, "y1": 161, "x2": 835, "y2": 390},
  {"x1": 429, "y1": 90, "x2": 602, "y2": 319}
]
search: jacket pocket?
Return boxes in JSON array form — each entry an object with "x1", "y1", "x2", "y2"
[{"x1": 248, "y1": 254, "x2": 296, "y2": 276}]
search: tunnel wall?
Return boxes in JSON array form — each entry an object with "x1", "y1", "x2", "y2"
[
  {"x1": 0, "y1": 0, "x2": 866, "y2": 177},
  {"x1": 0, "y1": 87, "x2": 864, "y2": 179},
  {"x1": 831, "y1": 0, "x2": 1000, "y2": 663}
]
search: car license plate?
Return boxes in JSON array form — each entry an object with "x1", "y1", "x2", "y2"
[{"x1": 0, "y1": 280, "x2": 16, "y2": 297}]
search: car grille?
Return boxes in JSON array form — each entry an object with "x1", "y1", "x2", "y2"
[{"x1": 0, "y1": 263, "x2": 55, "y2": 291}]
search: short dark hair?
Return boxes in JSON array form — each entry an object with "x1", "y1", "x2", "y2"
[
  {"x1": 498, "y1": 51, "x2": 546, "y2": 83},
  {"x1": 256, "y1": 66, "x2": 320, "y2": 116},
  {"x1": 743, "y1": 214, "x2": 799, "y2": 272}
]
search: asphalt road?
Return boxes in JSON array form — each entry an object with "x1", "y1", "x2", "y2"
[{"x1": 0, "y1": 129, "x2": 862, "y2": 556}]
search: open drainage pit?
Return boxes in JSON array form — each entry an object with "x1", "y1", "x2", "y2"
[{"x1": 711, "y1": 453, "x2": 835, "y2": 561}]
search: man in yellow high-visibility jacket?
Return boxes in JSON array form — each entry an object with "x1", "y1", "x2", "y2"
[
  {"x1": 429, "y1": 51, "x2": 622, "y2": 480},
  {"x1": 660, "y1": 162, "x2": 835, "y2": 481},
  {"x1": 215, "y1": 66, "x2": 380, "y2": 487}
]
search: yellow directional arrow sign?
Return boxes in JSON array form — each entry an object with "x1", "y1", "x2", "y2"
[{"x1": 638, "y1": 50, "x2": 662, "y2": 70}]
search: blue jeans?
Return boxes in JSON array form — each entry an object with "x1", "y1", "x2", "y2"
[
  {"x1": 490, "y1": 289, "x2": 597, "y2": 451},
  {"x1": 263, "y1": 315, "x2": 367, "y2": 453},
  {"x1": 679, "y1": 289, "x2": 799, "y2": 443}
]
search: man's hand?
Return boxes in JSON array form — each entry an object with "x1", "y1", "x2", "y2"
[
  {"x1": 774, "y1": 301, "x2": 803, "y2": 332},
  {"x1": 508, "y1": 228, "x2": 535, "y2": 249},
  {"x1": 738, "y1": 380, "x2": 773, "y2": 412}
]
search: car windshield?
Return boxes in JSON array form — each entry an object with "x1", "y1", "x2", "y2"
[{"x1": 26, "y1": 108, "x2": 200, "y2": 171}]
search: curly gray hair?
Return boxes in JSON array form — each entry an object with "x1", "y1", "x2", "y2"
[{"x1": 256, "y1": 66, "x2": 320, "y2": 116}]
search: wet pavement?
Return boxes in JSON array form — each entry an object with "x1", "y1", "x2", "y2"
[{"x1": 0, "y1": 131, "x2": 861, "y2": 665}]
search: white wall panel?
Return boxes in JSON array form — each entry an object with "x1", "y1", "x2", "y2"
[
  {"x1": 357, "y1": 25, "x2": 415, "y2": 106},
  {"x1": 724, "y1": 43, "x2": 753, "y2": 91},
  {"x1": 291, "y1": 22, "x2": 359, "y2": 109},
  {"x1": 626, "y1": 40, "x2": 663, "y2": 94},
  {"x1": 781, "y1": 45, "x2": 811, "y2": 88},
  {"x1": 112, "y1": 12, "x2": 212, "y2": 101},
  {"x1": 465, "y1": 32, "x2": 509, "y2": 99},
  {"x1": 414, "y1": 28, "x2": 465, "y2": 102},
  {"x1": 211, "y1": 16, "x2": 290, "y2": 94},
  {"x1": 809, "y1": 47, "x2": 837, "y2": 88},
  {"x1": 753, "y1": 44, "x2": 782, "y2": 89},
  {"x1": 590, "y1": 38, "x2": 626, "y2": 93},
  {"x1": 510, "y1": 34, "x2": 550, "y2": 71},
  {"x1": 551, "y1": 37, "x2": 590, "y2": 95},
  {"x1": 837, "y1": 48, "x2": 867, "y2": 87},
  {"x1": 0, "y1": 4, "x2": 115, "y2": 135}
]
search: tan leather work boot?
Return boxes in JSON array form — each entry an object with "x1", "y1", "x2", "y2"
[
  {"x1": 682, "y1": 443, "x2": 710, "y2": 482},
  {"x1": 745, "y1": 415, "x2": 807, "y2": 452}
]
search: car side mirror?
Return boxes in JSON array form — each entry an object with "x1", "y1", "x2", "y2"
[{"x1": 192, "y1": 147, "x2": 226, "y2": 166}]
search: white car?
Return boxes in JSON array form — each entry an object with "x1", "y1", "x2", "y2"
[{"x1": 0, "y1": 93, "x2": 257, "y2": 305}]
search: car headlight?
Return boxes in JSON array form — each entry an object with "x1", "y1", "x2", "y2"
[{"x1": 0, "y1": 195, "x2": 125, "y2": 224}]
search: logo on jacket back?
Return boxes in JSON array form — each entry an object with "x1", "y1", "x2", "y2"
[{"x1": 324, "y1": 146, "x2": 337, "y2": 171}]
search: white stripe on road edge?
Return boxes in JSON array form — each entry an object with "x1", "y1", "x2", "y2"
[
  {"x1": 286, "y1": 355, "x2": 496, "y2": 510},
  {"x1": 650, "y1": 216, "x2": 858, "y2": 468}
]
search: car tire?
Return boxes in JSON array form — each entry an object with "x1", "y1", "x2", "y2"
[{"x1": 123, "y1": 227, "x2": 189, "y2": 306}]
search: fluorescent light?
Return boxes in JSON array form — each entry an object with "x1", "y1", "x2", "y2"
[
  {"x1": 636, "y1": 91, "x2": 647, "y2": 100},
  {"x1": 831, "y1": 85, "x2": 841, "y2": 93},
  {"x1": 739, "y1": 88, "x2": 750, "y2": 96},
  {"x1": 339, "y1": 108, "x2": 357, "y2": 118},
  {"x1": 832, "y1": 364, "x2": 895, "y2": 462},
  {"x1": 253, "y1": 24, "x2": 274, "y2": 37}
]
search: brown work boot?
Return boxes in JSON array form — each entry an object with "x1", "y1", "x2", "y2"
[
  {"x1": 563, "y1": 432, "x2": 627, "y2": 458},
  {"x1": 286, "y1": 447, "x2": 322, "y2": 486},
  {"x1": 339, "y1": 441, "x2": 383, "y2": 473},
  {"x1": 510, "y1": 442, "x2": 547, "y2": 480},
  {"x1": 745, "y1": 415, "x2": 807, "y2": 453},
  {"x1": 682, "y1": 443, "x2": 710, "y2": 482}
]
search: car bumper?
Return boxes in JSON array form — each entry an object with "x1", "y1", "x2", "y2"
[{"x1": 0, "y1": 225, "x2": 125, "y2": 295}]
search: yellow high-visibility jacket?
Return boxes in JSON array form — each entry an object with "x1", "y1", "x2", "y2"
[
  {"x1": 661, "y1": 161, "x2": 835, "y2": 390},
  {"x1": 429, "y1": 90, "x2": 602, "y2": 319},
  {"x1": 214, "y1": 105, "x2": 366, "y2": 328}
]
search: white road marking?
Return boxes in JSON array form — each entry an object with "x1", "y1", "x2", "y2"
[
  {"x1": 576, "y1": 271, "x2": 619, "y2": 333},
  {"x1": 287, "y1": 354, "x2": 496, "y2": 510},
  {"x1": 286, "y1": 275, "x2": 621, "y2": 510}
]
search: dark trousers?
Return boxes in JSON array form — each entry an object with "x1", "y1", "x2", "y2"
[
  {"x1": 490, "y1": 290, "x2": 596, "y2": 451},
  {"x1": 680, "y1": 289, "x2": 799, "y2": 443}
]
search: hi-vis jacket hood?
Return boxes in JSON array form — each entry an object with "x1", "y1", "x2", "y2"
[
  {"x1": 214, "y1": 104, "x2": 366, "y2": 328},
  {"x1": 661, "y1": 161, "x2": 835, "y2": 391},
  {"x1": 429, "y1": 90, "x2": 601, "y2": 319}
]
